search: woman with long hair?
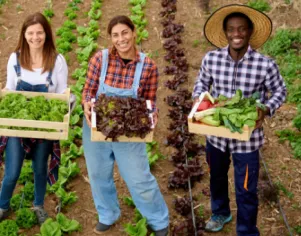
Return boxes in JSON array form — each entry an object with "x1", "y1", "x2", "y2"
[
  {"x1": 82, "y1": 15, "x2": 169, "y2": 236},
  {"x1": 0, "y1": 12, "x2": 68, "y2": 225}
]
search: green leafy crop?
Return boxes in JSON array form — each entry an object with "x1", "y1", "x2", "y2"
[
  {"x1": 0, "y1": 220, "x2": 19, "y2": 236},
  {"x1": 0, "y1": 93, "x2": 68, "y2": 130},
  {"x1": 16, "y1": 208, "x2": 37, "y2": 229},
  {"x1": 247, "y1": 0, "x2": 271, "y2": 12}
]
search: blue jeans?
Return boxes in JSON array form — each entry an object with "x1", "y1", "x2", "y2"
[
  {"x1": 0, "y1": 137, "x2": 52, "y2": 209},
  {"x1": 206, "y1": 141, "x2": 260, "y2": 236},
  {"x1": 83, "y1": 119, "x2": 169, "y2": 230}
]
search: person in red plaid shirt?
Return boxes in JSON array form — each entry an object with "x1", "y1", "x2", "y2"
[{"x1": 82, "y1": 15, "x2": 169, "y2": 236}]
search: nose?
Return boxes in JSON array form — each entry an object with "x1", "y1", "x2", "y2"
[{"x1": 33, "y1": 33, "x2": 39, "y2": 39}]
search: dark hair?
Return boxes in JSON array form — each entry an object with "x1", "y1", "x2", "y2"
[
  {"x1": 15, "y1": 12, "x2": 57, "y2": 73},
  {"x1": 223, "y1": 12, "x2": 254, "y2": 31},
  {"x1": 107, "y1": 15, "x2": 135, "y2": 35}
]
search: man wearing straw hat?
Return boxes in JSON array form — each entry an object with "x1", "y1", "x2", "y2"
[{"x1": 193, "y1": 4, "x2": 286, "y2": 236}]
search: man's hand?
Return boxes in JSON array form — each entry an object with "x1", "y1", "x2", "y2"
[
  {"x1": 83, "y1": 101, "x2": 93, "y2": 128},
  {"x1": 255, "y1": 107, "x2": 270, "y2": 129}
]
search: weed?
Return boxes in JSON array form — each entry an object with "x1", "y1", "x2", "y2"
[
  {"x1": 147, "y1": 50, "x2": 159, "y2": 59},
  {"x1": 16, "y1": 4, "x2": 22, "y2": 12},
  {"x1": 295, "y1": 225, "x2": 301, "y2": 234},
  {"x1": 0, "y1": 33, "x2": 5, "y2": 40},
  {"x1": 192, "y1": 39, "x2": 201, "y2": 48},
  {"x1": 291, "y1": 203, "x2": 300, "y2": 210},
  {"x1": 197, "y1": 204, "x2": 204, "y2": 218},
  {"x1": 247, "y1": 0, "x2": 271, "y2": 12},
  {"x1": 284, "y1": 0, "x2": 291, "y2": 4},
  {"x1": 275, "y1": 180, "x2": 294, "y2": 199}
]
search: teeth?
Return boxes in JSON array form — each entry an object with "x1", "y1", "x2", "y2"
[{"x1": 233, "y1": 39, "x2": 242, "y2": 43}]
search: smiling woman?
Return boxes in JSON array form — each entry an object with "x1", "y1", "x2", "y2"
[
  {"x1": 0, "y1": 12, "x2": 68, "y2": 226},
  {"x1": 81, "y1": 15, "x2": 169, "y2": 236}
]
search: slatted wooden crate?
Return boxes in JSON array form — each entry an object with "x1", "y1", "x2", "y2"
[
  {"x1": 91, "y1": 98, "x2": 154, "y2": 142},
  {"x1": 0, "y1": 85, "x2": 70, "y2": 140},
  {"x1": 188, "y1": 92, "x2": 254, "y2": 141}
]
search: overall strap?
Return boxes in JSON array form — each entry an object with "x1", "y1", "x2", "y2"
[
  {"x1": 132, "y1": 52, "x2": 146, "y2": 92},
  {"x1": 100, "y1": 49, "x2": 109, "y2": 85},
  {"x1": 46, "y1": 69, "x2": 53, "y2": 86},
  {"x1": 13, "y1": 52, "x2": 21, "y2": 78},
  {"x1": 96, "y1": 49, "x2": 109, "y2": 98},
  {"x1": 46, "y1": 55, "x2": 58, "y2": 86}
]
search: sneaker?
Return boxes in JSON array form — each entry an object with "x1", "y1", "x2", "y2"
[
  {"x1": 33, "y1": 206, "x2": 48, "y2": 225},
  {"x1": 0, "y1": 208, "x2": 10, "y2": 221},
  {"x1": 93, "y1": 222, "x2": 111, "y2": 235},
  {"x1": 205, "y1": 214, "x2": 232, "y2": 232},
  {"x1": 154, "y1": 226, "x2": 169, "y2": 236}
]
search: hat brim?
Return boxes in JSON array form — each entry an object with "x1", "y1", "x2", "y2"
[{"x1": 204, "y1": 4, "x2": 272, "y2": 49}]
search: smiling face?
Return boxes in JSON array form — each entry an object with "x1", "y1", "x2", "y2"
[
  {"x1": 110, "y1": 23, "x2": 136, "y2": 58},
  {"x1": 24, "y1": 23, "x2": 46, "y2": 50},
  {"x1": 224, "y1": 16, "x2": 253, "y2": 54}
]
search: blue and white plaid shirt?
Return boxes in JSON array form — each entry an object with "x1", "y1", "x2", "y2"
[{"x1": 193, "y1": 46, "x2": 287, "y2": 153}]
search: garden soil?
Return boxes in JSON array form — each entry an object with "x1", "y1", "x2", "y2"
[{"x1": 0, "y1": 0, "x2": 300, "y2": 235}]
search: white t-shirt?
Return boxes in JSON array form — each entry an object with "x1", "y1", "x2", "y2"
[{"x1": 6, "y1": 52, "x2": 68, "y2": 94}]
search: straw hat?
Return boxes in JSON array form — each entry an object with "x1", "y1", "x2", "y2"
[{"x1": 204, "y1": 4, "x2": 272, "y2": 49}]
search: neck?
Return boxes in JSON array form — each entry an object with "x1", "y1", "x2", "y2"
[
  {"x1": 229, "y1": 47, "x2": 248, "y2": 62},
  {"x1": 30, "y1": 48, "x2": 43, "y2": 64}
]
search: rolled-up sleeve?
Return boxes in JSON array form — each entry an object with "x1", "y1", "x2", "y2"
[{"x1": 81, "y1": 51, "x2": 102, "y2": 104}]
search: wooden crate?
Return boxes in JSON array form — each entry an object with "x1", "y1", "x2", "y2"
[
  {"x1": 91, "y1": 98, "x2": 154, "y2": 142},
  {"x1": 0, "y1": 86, "x2": 70, "y2": 140},
  {"x1": 188, "y1": 92, "x2": 254, "y2": 141}
]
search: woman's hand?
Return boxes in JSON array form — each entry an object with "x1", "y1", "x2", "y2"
[
  {"x1": 84, "y1": 101, "x2": 93, "y2": 128},
  {"x1": 152, "y1": 111, "x2": 158, "y2": 127}
]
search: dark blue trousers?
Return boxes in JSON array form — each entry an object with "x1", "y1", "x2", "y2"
[{"x1": 206, "y1": 141, "x2": 260, "y2": 236}]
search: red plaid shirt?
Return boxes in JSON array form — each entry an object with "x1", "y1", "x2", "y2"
[{"x1": 82, "y1": 48, "x2": 159, "y2": 109}]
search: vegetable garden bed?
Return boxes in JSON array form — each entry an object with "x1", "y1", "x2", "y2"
[{"x1": 0, "y1": 87, "x2": 70, "y2": 140}]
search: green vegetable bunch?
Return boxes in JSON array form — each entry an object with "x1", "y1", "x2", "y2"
[
  {"x1": 36, "y1": 213, "x2": 81, "y2": 236},
  {"x1": 214, "y1": 90, "x2": 265, "y2": 133},
  {"x1": 0, "y1": 93, "x2": 68, "y2": 126},
  {"x1": 0, "y1": 220, "x2": 19, "y2": 236},
  {"x1": 16, "y1": 208, "x2": 37, "y2": 229},
  {"x1": 195, "y1": 90, "x2": 266, "y2": 133}
]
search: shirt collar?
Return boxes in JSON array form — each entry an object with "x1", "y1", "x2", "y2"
[
  {"x1": 222, "y1": 45, "x2": 254, "y2": 61},
  {"x1": 109, "y1": 47, "x2": 141, "y2": 63}
]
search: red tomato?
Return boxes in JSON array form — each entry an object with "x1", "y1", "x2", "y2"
[{"x1": 197, "y1": 100, "x2": 212, "y2": 111}]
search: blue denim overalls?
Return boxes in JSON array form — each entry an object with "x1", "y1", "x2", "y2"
[
  {"x1": 82, "y1": 49, "x2": 169, "y2": 230},
  {"x1": 0, "y1": 53, "x2": 53, "y2": 209}
]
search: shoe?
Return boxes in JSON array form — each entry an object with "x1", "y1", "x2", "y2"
[
  {"x1": 154, "y1": 226, "x2": 169, "y2": 236},
  {"x1": 33, "y1": 206, "x2": 48, "y2": 225},
  {"x1": 205, "y1": 214, "x2": 232, "y2": 232},
  {"x1": 93, "y1": 222, "x2": 111, "y2": 235},
  {"x1": 0, "y1": 208, "x2": 10, "y2": 221}
]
